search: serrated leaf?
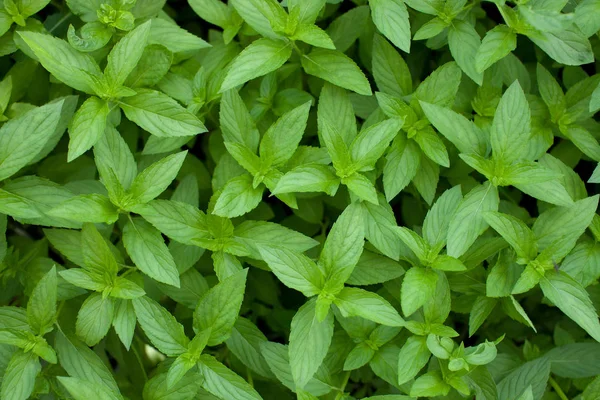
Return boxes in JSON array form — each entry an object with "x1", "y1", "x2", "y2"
[
  {"x1": 221, "y1": 38, "x2": 292, "y2": 92},
  {"x1": 132, "y1": 296, "x2": 189, "y2": 356},
  {"x1": 119, "y1": 89, "x2": 206, "y2": 137},
  {"x1": 193, "y1": 268, "x2": 247, "y2": 346},
  {"x1": 123, "y1": 217, "x2": 180, "y2": 287}
]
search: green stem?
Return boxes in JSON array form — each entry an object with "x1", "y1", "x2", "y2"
[
  {"x1": 56, "y1": 300, "x2": 65, "y2": 319},
  {"x1": 290, "y1": 40, "x2": 303, "y2": 57},
  {"x1": 133, "y1": 336, "x2": 149, "y2": 382},
  {"x1": 48, "y1": 12, "x2": 72, "y2": 34},
  {"x1": 247, "y1": 368, "x2": 254, "y2": 388},
  {"x1": 334, "y1": 370, "x2": 351, "y2": 400},
  {"x1": 549, "y1": 376, "x2": 569, "y2": 400}
]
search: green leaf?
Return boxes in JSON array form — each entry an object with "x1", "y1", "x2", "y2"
[
  {"x1": 27, "y1": 265, "x2": 57, "y2": 335},
  {"x1": 119, "y1": 89, "x2": 206, "y2": 137},
  {"x1": 213, "y1": 174, "x2": 264, "y2": 218},
  {"x1": 562, "y1": 125, "x2": 600, "y2": 161},
  {"x1": 397, "y1": 336, "x2": 430, "y2": 385},
  {"x1": 0, "y1": 99, "x2": 66, "y2": 181},
  {"x1": 420, "y1": 101, "x2": 487, "y2": 156},
  {"x1": 289, "y1": 298, "x2": 334, "y2": 389},
  {"x1": 111, "y1": 277, "x2": 145, "y2": 299},
  {"x1": 540, "y1": 272, "x2": 600, "y2": 342},
  {"x1": 497, "y1": 358, "x2": 550, "y2": 400},
  {"x1": 258, "y1": 246, "x2": 323, "y2": 297},
  {"x1": 54, "y1": 331, "x2": 120, "y2": 395},
  {"x1": 225, "y1": 142, "x2": 261, "y2": 176},
  {"x1": 591, "y1": 82, "x2": 600, "y2": 113},
  {"x1": 545, "y1": 343, "x2": 600, "y2": 378},
  {"x1": 413, "y1": 17, "x2": 448, "y2": 40},
  {"x1": 190, "y1": 0, "x2": 233, "y2": 27},
  {"x1": 533, "y1": 195, "x2": 599, "y2": 259},
  {"x1": 149, "y1": 17, "x2": 210, "y2": 54},
  {"x1": 57, "y1": 377, "x2": 121, "y2": 400},
  {"x1": 291, "y1": 24, "x2": 335, "y2": 49},
  {"x1": 334, "y1": 287, "x2": 404, "y2": 326},
  {"x1": 528, "y1": 25, "x2": 593, "y2": 66},
  {"x1": 575, "y1": 0, "x2": 600, "y2": 37},
  {"x1": 502, "y1": 161, "x2": 562, "y2": 186},
  {"x1": 226, "y1": 317, "x2": 274, "y2": 379},
  {"x1": 469, "y1": 296, "x2": 498, "y2": 337},
  {"x1": 447, "y1": 182, "x2": 499, "y2": 258},
  {"x1": 347, "y1": 250, "x2": 405, "y2": 285},
  {"x1": 319, "y1": 203, "x2": 365, "y2": 287},
  {"x1": 142, "y1": 371, "x2": 202, "y2": 400},
  {"x1": 401, "y1": 267, "x2": 438, "y2": 316},
  {"x1": 519, "y1": 7, "x2": 574, "y2": 33},
  {"x1": 483, "y1": 211, "x2": 537, "y2": 262},
  {"x1": 326, "y1": 5, "x2": 370, "y2": 52},
  {"x1": 76, "y1": 293, "x2": 114, "y2": 346},
  {"x1": 302, "y1": 49, "x2": 372, "y2": 96},
  {"x1": 431, "y1": 254, "x2": 466, "y2": 271},
  {"x1": 81, "y1": 223, "x2": 118, "y2": 278},
  {"x1": 0, "y1": 350, "x2": 40, "y2": 400},
  {"x1": 231, "y1": 0, "x2": 278, "y2": 38},
  {"x1": 369, "y1": 0, "x2": 411, "y2": 53},
  {"x1": 221, "y1": 38, "x2": 292, "y2": 92},
  {"x1": 413, "y1": 62, "x2": 461, "y2": 108},
  {"x1": 393, "y1": 226, "x2": 429, "y2": 261},
  {"x1": 288, "y1": 0, "x2": 325, "y2": 25},
  {"x1": 513, "y1": 179, "x2": 574, "y2": 208},
  {"x1": 383, "y1": 135, "x2": 420, "y2": 201},
  {"x1": 413, "y1": 154, "x2": 439, "y2": 206},
  {"x1": 448, "y1": 20, "x2": 482, "y2": 85},
  {"x1": 475, "y1": 25, "x2": 517, "y2": 73},
  {"x1": 260, "y1": 101, "x2": 311, "y2": 166},
  {"x1": 343, "y1": 172, "x2": 379, "y2": 204},
  {"x1": 233, "y1": 220, "x2": 319, "y2": 258},
  {"x1": 350, "y1": 118, "x2": 403, "y2": 171},
  {"x1": 413, "y1": 126, "x2": 449, "y2": 167},
  {"x1": 59, "y1": 269, "x2": 105, "y2": 292},
  {"x1": 193, "y1": 268, "x2": 247, "y2": 346},
  {"x1": 409, "y1": 371, "x2": 451, "y2": 397},
  {"x1": 220, "y1": 89, "x2": 260, "y2": 151},
  {"x1": 166, "y1": 354, "x2": 198, "y2": 390},
  {"x1": 318, "y1": 120, "x2": 352, "y2": 173},
  {"x1": 113, "y1": 299, "x2": 136, "y2": 349},
  {"x1": 124, "y1": 44, "x2": 173, "y2": 88},
  {"x1": 273, "y1": 164, "x2": 340, "y2": 196},
  {"x1": 491, "y1": 81, "x2": 531, "y2": 164},
  {"x1": 261, "y1": 342, "x2": 331, "y2": 395},
  {"x1": 18, "y1": 31, "x2": 103, "y2": 94},
  {"x1": 48, "y1": 194, "x2": 119, "y2": 224},
  {"x1": 67, "y1": 97, "x2": 109, "y2": 162},
  {"x1": 536, "y1": 63, "x2": 566, "y2": 121},
  {"x1": 123, "y1": 217, "x2": 180, "y2": 287},
  {"x1": 132, "y1": 296, "x2": 189, "y2": 356},
  {"x1": 422, "y1": 185, "x2": 462, "y2": 250},
  {"x1": 105, "y1": 20, "x2": 151, "y2": 89},
  {"x1": 344, "y1": 342, "x2": 376, "y2": 371},
  {"x1": 372, "y1": 34, "x2": 412, "y2": 97},
  {"x1": 198, "y1": 354, "x2": 263, "y2": 400},
  {"x1": 94, "y1": 126, "x2": 137, "y2": 191},
  {"x1": 135, "y1": 199, "x2": 209, "y2": 246},
  {"x1": 361, "y1": 199, "x2": 403, "y2": 260}
]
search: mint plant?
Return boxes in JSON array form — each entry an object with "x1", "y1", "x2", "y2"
[{"x1": 1, "y1": 0, "x2": 600, "y2": 399}]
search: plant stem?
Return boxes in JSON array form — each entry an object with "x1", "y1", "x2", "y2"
[
  {"x1": 334, "y1": 370, "x2": 352, "y2": 400},
  {"x1": 549, "y1": 376, "x2": 569, "y2": 400}
]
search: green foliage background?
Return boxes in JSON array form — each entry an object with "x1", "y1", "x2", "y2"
[{"x1": 1, "y1": 0, "x2": 600, "y2": 399}]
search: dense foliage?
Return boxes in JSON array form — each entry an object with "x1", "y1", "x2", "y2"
[{"x1": 1, "y1": 0, "x2": 600, "y2": 399}]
